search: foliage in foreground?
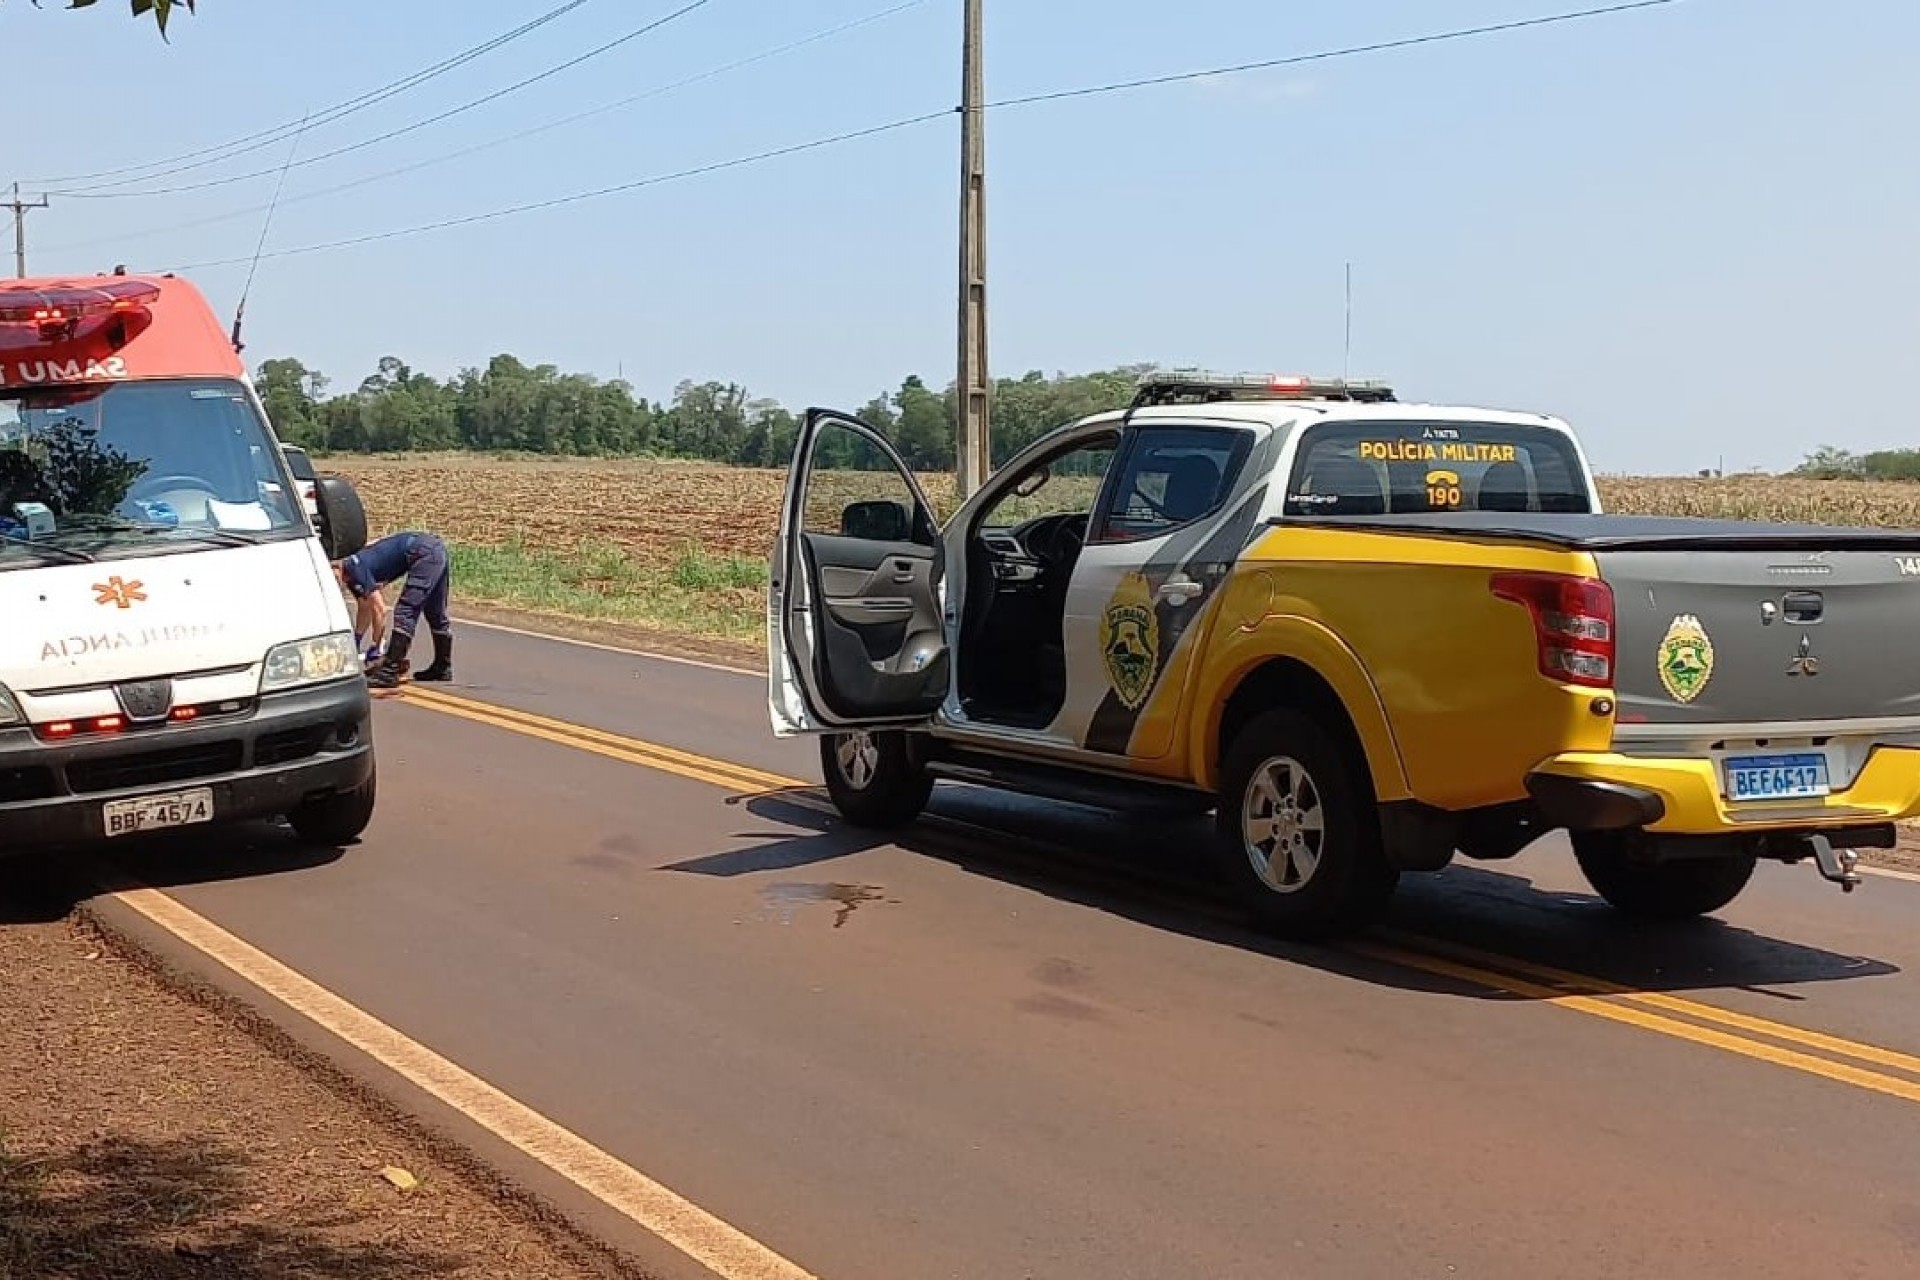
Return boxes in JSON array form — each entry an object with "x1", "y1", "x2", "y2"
[{"x1": 23, "y1": 0, "x2": 193, "y2": 37}]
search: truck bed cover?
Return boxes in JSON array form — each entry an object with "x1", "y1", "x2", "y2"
[{"x1": 1277, "y1": 511, "x2": 1920, "y2": 552}]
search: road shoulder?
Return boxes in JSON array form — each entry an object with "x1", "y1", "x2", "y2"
[{"x1": 0, "y1": 903, "x2": 641, "y2": 1280}]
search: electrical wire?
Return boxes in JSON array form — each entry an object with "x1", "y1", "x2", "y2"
[
  {"x1": 155, "y1": 110, "x2": 952, "y2": 274},
  {"x1": 147, "y1": 0, "x2": 1678, "y2": 274},
  {"x1": 53, "y1": 0, "x2": 718, "y2": 199},
  {"x1": 38, "y1": 0, "x2": 933, "y2": 257},
  {"x1": 984, "y1": 0, "x2": 1679, "y2": 111},
  {"x1": 24, "y1": 0, "x2": 601, "y2": 189}
]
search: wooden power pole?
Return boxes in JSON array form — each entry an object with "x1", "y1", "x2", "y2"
[
  {"x1": 955, "y1": 0, "x2": 990, "y2": 499},
  {"x1": 6, "y1": 183, "x2": 47, "y2": 278}
]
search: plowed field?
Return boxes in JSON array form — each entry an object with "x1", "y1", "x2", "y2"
[{"x1": 322, "y1": 453, "x2": 1920, "y2": 561}]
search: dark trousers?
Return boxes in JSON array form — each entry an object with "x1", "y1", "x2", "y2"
[{"x1": 391, "y1": 535, "x2": 451, "y2": 642}]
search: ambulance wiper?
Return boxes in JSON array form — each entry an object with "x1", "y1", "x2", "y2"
[
  {"x1": 60, "y1": 515, "x2": 265, "y2": 547},
  {"x1": 0, "y1": 531, "x2": 96, "y2": 564}
]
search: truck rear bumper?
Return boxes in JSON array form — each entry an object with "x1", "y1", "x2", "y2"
[
  {"x1": 0, "y1": 680, "x2": 372, "y2": 852},
  {"x1": 1526, "y1": 746, "x2": 1920, "y2": 836}
]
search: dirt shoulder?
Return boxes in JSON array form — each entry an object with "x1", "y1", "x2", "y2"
[{"x1": 0, "y1": 906, "x2": 638, "y2": 1280}]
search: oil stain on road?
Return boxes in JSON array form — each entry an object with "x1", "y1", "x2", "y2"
[{"x1": 759, "y1": 882, "x2": 895, "y2": 929}]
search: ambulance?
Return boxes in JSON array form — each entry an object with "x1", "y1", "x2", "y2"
[{"x1": 0, "y1": 273, "x2": 378, "y2": 853}]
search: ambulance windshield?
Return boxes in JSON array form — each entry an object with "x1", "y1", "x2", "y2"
[{"x1": 0, "y1": 377, "x2": 304, "y2": 561}]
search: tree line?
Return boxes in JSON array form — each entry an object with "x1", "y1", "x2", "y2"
[
  {"x1": 1793, "y1": 445, "x2": 1920, "y2": 483},
  {"x1": 255, "y1": 354, "x2": 1153, "y2": 471}
]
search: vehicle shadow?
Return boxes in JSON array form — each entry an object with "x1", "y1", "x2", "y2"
[
  {"x1": 674, "y1": 786, "x2": 1901, "y2": 1002},
  {"x1": 0, "y1": 822, "x2": 346, "y2": 927}
]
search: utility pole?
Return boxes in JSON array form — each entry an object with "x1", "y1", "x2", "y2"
[
  {"x1": 6, "y1": 183, "x2": 47, "y2": 278},
  {"x1": 955, "y1": 0, "x2": 990, "y2": 499}
]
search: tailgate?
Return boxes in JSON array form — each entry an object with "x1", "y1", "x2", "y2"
[{"x1": 1598, "y1": 547, "x2": 1920, "y2": 731}]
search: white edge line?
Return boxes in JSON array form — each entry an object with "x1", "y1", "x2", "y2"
[
  {"x1": 106, "y1": 886, "x2": 819, "y2": 1280},
  {"x1": 1859, "y1": 863, "x2": 1920, "y2": 885},
  {"x1": 459, "y1": 617, "x2": 763, "y2": 678}
]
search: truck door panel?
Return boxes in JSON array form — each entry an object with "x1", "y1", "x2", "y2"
[
  {"x1": 1062, "y1": 422, "x2": 1273, "y2": 762},
  {"x1": 769, "y1": 409, "x2": 948, "y2": 732}
]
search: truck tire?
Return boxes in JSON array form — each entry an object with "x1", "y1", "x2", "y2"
[
  {"x1": 1571, "y1": 831, "x2": 1756, "y2": 920},
  {"x1": 1214, "y1": 708, "x2": 1398, "y2": 940},
  {"x1": 287, "y1": 771, "x2": 377, "y2": 847},
  {"x1": 820, "y1": 730, "x2": 932, "y2": 830}
]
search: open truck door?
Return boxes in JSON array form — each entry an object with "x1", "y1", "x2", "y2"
[{"x1": 768, "y1": 408, "x2": 950, "y2": 737}]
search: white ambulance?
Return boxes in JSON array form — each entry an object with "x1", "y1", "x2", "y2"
[{"x1": 0, "y1": 273, "x2": 378, "y2": 853}]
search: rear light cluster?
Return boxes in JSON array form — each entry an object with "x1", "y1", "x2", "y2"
[
  {"x1": 1489, "y1": 571, "x2": 1615, "y2": 689},
  {"x1": 34, "y1": 699, "x2": 249, "y2": 741}
]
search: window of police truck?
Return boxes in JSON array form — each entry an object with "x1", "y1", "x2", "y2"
[
  {"x1": 1281, "y1": 421, "x2": 1593, "y2": 516},
  {"x1": 0, "y1": 378, "x2": 304, "y2": 560}
]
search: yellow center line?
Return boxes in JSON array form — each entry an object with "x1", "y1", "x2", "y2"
[
  {"x1": 108, "y1": 887, "x2": 820, "y2": 1280},
  {"x1": 1349, "y1": 939, "x2": 1920, "y2": 1105},
  {"x1": 398, "y1": 686, "x2": 801, "y2": 794},
  {"x1": 1382, "y1": 928, "x2": 1920, "y2": 1079},
  {"x1": 390, "y1": 686, "x2": 1920, "y2": 1105}
]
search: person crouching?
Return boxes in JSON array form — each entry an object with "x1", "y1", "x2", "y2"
[{"x1": 334, "y1": 530, "x2": 454, "y2": 689}]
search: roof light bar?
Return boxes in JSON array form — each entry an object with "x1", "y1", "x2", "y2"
[
  {"x1": 0, "y1": 279, "x2": 161, "y2": 329},
  {"x1": 1131, "y1": 367, "x2": 1396, "y2": 408}
]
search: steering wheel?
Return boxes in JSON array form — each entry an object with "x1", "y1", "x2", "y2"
[
  {"x1": 121, "y1": 473, "x2": 224, "y2": 523},
  {"x1": 127, "y1": 473, "x2": 220, "y2": 503},
  {"x1": 1022, "y1": 512, "x2": 1085, "y2": 568}
]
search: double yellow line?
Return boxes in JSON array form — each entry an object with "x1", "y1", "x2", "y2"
[
  {"x1": 397, "y1": 685, "x2": 1920, "y2": 1108},
  {"x1": 403, "y1": 685, "x2": 797, "y2": 795}
]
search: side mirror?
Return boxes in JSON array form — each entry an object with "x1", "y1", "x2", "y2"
[
  {"x1": 840, "y1": 498, "x2": 912, "y2": 542},
  {"x1": 314, "y1": 476, "x2": 368, "y2": 560}
]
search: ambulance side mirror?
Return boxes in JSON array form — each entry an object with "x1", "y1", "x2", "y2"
[{"x1": 315, "y1": 476, "x2": 369, "y2": 560}]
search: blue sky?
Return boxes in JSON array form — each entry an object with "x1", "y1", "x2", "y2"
[{"x1": 4, "y1": 0, "x2": 1913, "y2": 475}]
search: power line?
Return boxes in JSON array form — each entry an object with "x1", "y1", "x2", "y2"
[
  {"x1": 26, "y1": 0, "x2": 601, "y2": 189},
  {"x1": 149, "y1": 0, "x2": 1678, "y2": 275},
  {"x1": 38, "y1": 0, "x2": 933, "y2": 258},
  {"x1": 156, "y1": 111, "x2": 953, "y2": 274},
  {"x1": 54, "y1": 0, "x2": 719, "y2": 199},
  {"x1": 985, "y1": 0, "x2": 1679, "y2": 111}
]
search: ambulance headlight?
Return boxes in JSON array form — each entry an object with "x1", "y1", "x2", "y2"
[
  {"x1": 0, "y1": 684, "x2": 20, "y2": 727},
  {"x1": 261, "y1": 633, "x2": 360, "y2": 691}
]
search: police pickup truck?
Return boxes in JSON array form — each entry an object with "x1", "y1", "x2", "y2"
[{"x1": 768, "y1": 371, "x2": 1920, "y2": 939}]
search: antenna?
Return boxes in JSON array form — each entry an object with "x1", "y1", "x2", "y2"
[
  {"x1": 1343, "y1": 260, "x2": 1353, "y2": 382},
  {"x1": 231, "y1": 110, "x2": 312, "y2": 354}
]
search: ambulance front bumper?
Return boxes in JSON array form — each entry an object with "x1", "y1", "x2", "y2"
[{"x1": 0, "y1": 679, "x2": 372, "y2": 850}]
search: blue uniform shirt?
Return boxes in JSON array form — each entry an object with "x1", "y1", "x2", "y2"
[{"x1": 340, "y1": 532, "x2": 423, "y2": 599}]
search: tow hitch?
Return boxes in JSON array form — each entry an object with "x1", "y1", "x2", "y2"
[
  {"x1": 1754, "y1": 830, "x2": 1865, "y2": 892},
  {"x1": 1809, "y1": 835, "x2": 1862, "y2": 892}
]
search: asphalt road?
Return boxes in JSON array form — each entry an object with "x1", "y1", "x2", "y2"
[{"x1": 27, "y1": 621, "x2": 1920, "y2": 1278}]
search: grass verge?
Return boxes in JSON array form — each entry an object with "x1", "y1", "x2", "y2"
[{"x1": 448, "y1": 538, "x2": 766, "y2": 653}]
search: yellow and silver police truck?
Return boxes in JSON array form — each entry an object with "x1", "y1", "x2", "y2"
[{"x1": 767, "y1": 371, "x2": 1920, "y2": 939}]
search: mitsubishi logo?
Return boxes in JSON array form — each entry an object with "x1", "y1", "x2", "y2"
[{"x1": 1787, "y1": 632, "x2": 1820, "y2": 677}]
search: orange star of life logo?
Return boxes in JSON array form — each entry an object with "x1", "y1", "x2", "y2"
[{"x1": 93, "y1": 576, "x2": 147, "y2": 609}]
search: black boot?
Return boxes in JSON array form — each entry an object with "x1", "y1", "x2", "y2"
[
  {"x1": 415, "y1": 631, "x2": 453, "y2": 682},
  {"x1": 367, "y1": 630, "x2": 412, "y2": 689}
]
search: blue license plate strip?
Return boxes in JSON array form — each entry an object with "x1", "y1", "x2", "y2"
[{"x1": 1724, "y1": 752, "x2": 1830, "y2": 802}]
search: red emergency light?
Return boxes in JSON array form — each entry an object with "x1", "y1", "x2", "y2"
[{"x1": 0, "y1": 279, "x2": 162, "y2": 342}]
